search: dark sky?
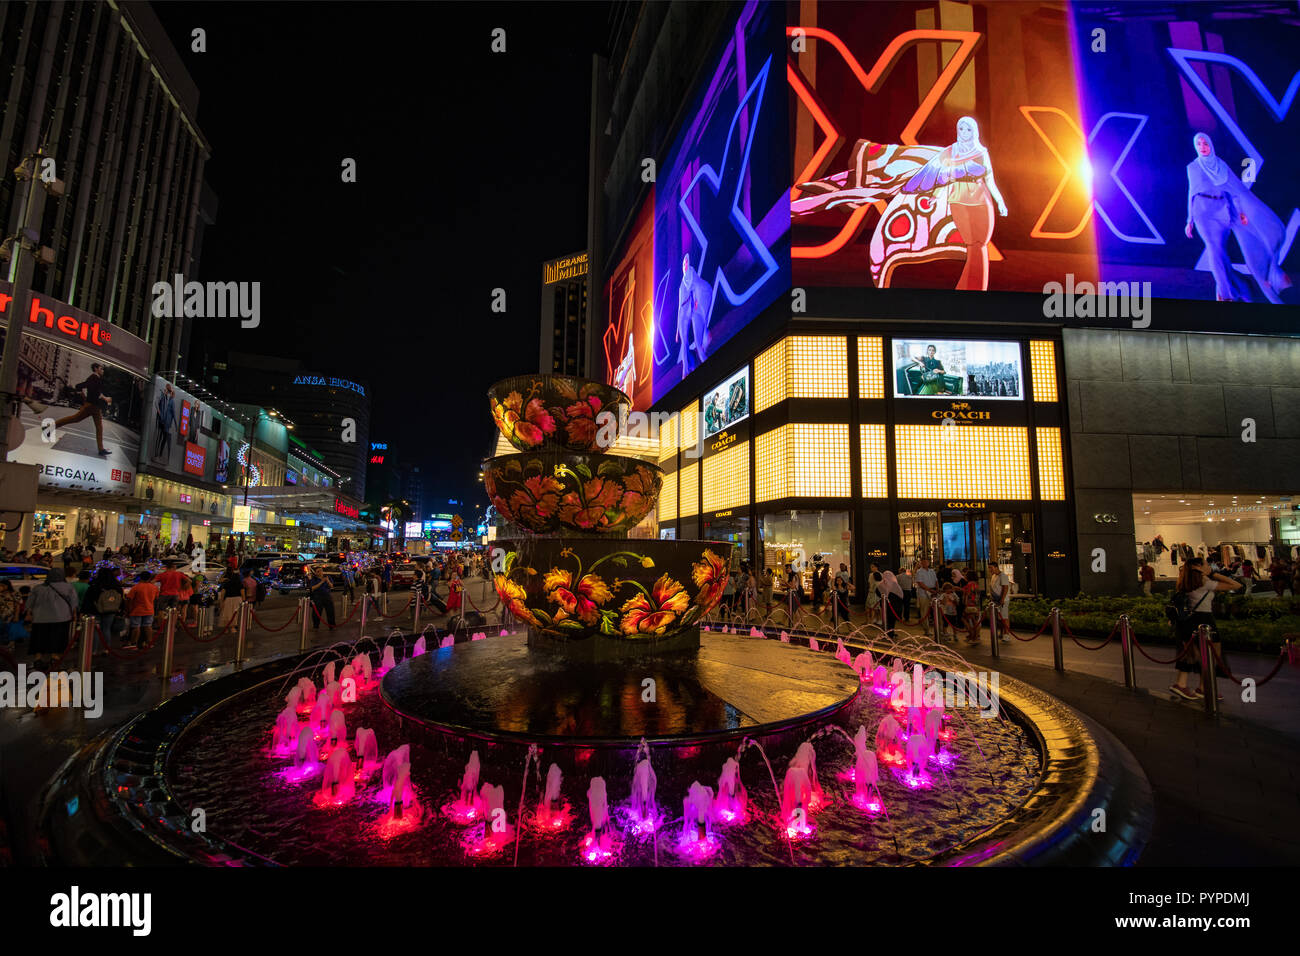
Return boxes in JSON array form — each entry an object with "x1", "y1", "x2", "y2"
[{"x1": 152, "y1": 1, "x2": 610, "y2": 511}]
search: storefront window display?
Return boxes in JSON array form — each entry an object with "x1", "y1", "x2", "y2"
[
  {"x1": 702, "y1": 514, "x2": 750, "y2": 569},
  {"x1": 897, "y1": 509, "x2": 1034, "y2": 594},
  {"x1": 759, "y1": 511, "x2": 851, "y2": 591},
  {"x1": 32, "y1": 511, "x2": 68, "y2": 552},
  {"x1": 1134, "y1": 493, "x2": 1300, "y2": 588}
]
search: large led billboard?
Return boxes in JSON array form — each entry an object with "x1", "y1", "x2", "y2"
[
  {"x1": 651, "y1": 0, "x2": 791, "y2": 402},
  {"x1": 602, "y1": 195, "x2": 656, "y2": 410},
  {"x1": 703, "y1": 366, "x2": 751, "y2": 438},
  {"x1": 892, "y1": 339, "x2": 1023, "y2": 400},
  {"x1": 788, "y1": 0, "x2": 1296, "y2": 305}
]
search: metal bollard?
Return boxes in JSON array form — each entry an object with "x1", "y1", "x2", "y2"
[
  {"x1": 932, "y1": 598, "x2": 941, "y2": 640},
  {"x1": 382, "y1": 591, "x2": 389, "y2": 616},
  {"x1": 79, "y1": 616, "x2": 95, "y2": 674},
  {"x1": 235, "y1": 600, "x2": 249, "y2": 664},
  {"x1": 360, "y1": 591, "x2": 369, "y2": 635},
  {"x1": 342, "y1": 593, "x2": 351, "y2": 620},
  {"x1": 987, "y1": 602, "x2": 1000, "y2": 658},
  {"x1": 1198, "y1": 624, "x2": 1219, "y2": 717},
  {"x1": 1118, "y1": 614, "x2": 1137, "y2": 689},
  {"x1": 1050, "y1": 607, "x2": 1064, "y2": 672},
  {"x1": 412, "y1": 588, "x2": 421, "y2": 633},
  {"x1": 298, "y1": 596, "x2": 310, "y2": 652},
  {"x1": 160, "y1": 607, "x2": 177, "y2": 679}
]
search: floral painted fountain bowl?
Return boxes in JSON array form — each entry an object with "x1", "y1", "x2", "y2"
[
  {"x1": 489, "y1": 375, "x2": 631, "y2": 453},
  {"x1": 493, "y1": 538, "x2": 733, "y2": 642},
  {"x1": 483, "y1": 451, "x2": 661, "y2": 535}
]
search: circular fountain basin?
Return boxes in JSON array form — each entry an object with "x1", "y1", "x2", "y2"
[{"x1": 380, "y1": 632, "x2": 861, "y2": 746}]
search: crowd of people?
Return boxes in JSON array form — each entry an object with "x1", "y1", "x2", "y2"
[
  {"x1": 713, "y1": 555, "x2": 1017, "y2": 646},
  {"x1": 0, "y1": 533, "x2": 496, "y2": 666}
]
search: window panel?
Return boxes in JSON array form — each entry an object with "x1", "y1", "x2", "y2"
[
  {"x1": 701, "y1": 441, "x2": 748, "y2": 513},
  {"x1": 1036, "y1": 426, "x2": 1065, "y2": 500},
  {"x1": 860, "y1": 424, "x2": 888, "y2": 498},
  {"x1": 1030, "y1": 340, "x2": 1058, "y2": 403},
  {"x1": 857, "y1": 336, "x2": 885, "y2": 399},
  {"x1": 894, "y1": 425, "x2": 1032, "y2": 499},
  {"x1": 658, "y1": 468, "x2": 678, "y2": 523},
  {"x1": 679, "y1": 461, "x2": 699, "y2": 517}
]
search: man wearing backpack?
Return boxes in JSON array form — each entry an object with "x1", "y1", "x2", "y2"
[{"x1": 84, "y1": 566, "x2": 126, "y2": 653}]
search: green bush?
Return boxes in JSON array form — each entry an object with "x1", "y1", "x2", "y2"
[{"x1": 1007, "y1": 594, "x2": 1298, "y2": 653}]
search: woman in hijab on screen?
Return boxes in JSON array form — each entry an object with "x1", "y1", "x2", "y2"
[{"x1": 1185, "y1": 132, "x2": 1290, "y2": 304}]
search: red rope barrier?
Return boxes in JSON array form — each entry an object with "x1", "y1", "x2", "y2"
[
  {"x1": 1129, "y1": 632, "x2": 1187, "y2": 666},
  {"x1": 339, "y1": 598, "x2": 362, "y2": 624},
  {"x1": 1064, "y1": 618, "x2": 1119, "y2": 651},
  {"x1": 1210, "y1": 642, "x2": 1290, "y2": 688},
  {"x1": 186, "y1": 609, "x2": 240, "y2": 643},
  {"x1": 374, "y1": 594, "x2": 414, "y2": 620},
  {"x1": 250, "y1": 606, "x2": 300, "y2": 632}
]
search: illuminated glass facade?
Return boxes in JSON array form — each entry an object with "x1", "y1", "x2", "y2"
[{"x1": 650, "y1": 330, "x2": 1071, "y2": 596}]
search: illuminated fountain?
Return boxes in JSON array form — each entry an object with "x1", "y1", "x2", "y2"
[
  {"x1": 40, "y1": 375, "x2": 1141, "y2": 869},
  {"x1": 714, "y1": 757, "x2": 747, "y2": 825}
]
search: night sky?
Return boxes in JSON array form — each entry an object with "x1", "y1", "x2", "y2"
[{"x1": 152, "y1": 1, "x2": 611, "y2": 509}]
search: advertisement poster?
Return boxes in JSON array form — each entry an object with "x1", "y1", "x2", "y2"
[
  {"x1": 3, "y1": 329, "x2": 145, "y2": 495},
  {"x1": 788, "y1": 0, "x2": 1296, "y2": 304},
  {"x1": 892, "y1": 339, "x2": 1023, "y2": 400},
  {"x1": 702, "y1": 366, "x2": 750, "y2": 438},
  {"x1": 602, "y1": 195, "x2": 656, "y2": 410},
  {"x1": 651, "y1": 0, "x2": 790, "y2": 402},
  {"x1": 141, "y1": 376, "x2": 243, "y2": 486}
]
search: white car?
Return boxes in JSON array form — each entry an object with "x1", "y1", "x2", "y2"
[{"x1": 0, "y1": 563, "x2": 57, "y2": 591}]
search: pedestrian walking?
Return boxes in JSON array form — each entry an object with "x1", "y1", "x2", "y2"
[
  {"x1": 26, "y1": 567, "x2": 79, "y2": 666},
  {"x1": 914, "y1": 559, "x2": 938, "y2": 634},
  {"x1": 1170, "y1": 560, "x2": 1240, "y2": 701}
]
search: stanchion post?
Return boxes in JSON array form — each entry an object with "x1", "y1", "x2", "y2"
[
  {"x1": 79, "y1": 616, "x2": 94, "y2": 673},
  {"x1": 932, "y1": 598, "x2": 941, "y2": 641},
  {"x1": 987, "y1": 601, "x2": 1000, "y2": 659},
  {"x1": 160, "y1": 607, "x2": 177, "y2": 679},
  {"x1": 235, "y1": 600, "x2": 249, "y2": 664},
  {"x1": 412, "y1": 588, "x2": 421, "y2": 633},
  {"x1": 1198, "y1": 623, "x2": 1219, "y2": 717},
  {"x1": 1050, "y1": 607, "x2": 1064, "y2": 673},
  {"x1": 1119, "y1": 614, "x2": 1137, "y2": 689},
  {"x1": 298, "y1": 596, "x2": 310, "y2": 652}
]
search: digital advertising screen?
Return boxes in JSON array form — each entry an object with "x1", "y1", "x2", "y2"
[
  {"x1": 788, "y1": 0, "x2": 1297, "y2": 306},
  {"x1": 892, "y1": 339, "x2": 1023, "y2": 400},
  {"x1": 602, "y1": 195, "x2": 656, "y2": 410},
  {"x1": 702, "y1": 366, "x2": 751, "y2": 438},
  {"x1": 651, "y1": 0, "x2": 791, "y2": 403}
]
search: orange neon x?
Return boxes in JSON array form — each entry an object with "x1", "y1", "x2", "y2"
[
  {"x1": 787, "y1": 27, "x2": 1000, "y2": 261},
  {"x1": 1018, "y1": 106, "x2": 1093, "y2": 240}
]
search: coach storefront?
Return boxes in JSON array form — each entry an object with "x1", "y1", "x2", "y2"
[{"x1": 653, "y1": 332, "x2": 1076, "y2": 598}]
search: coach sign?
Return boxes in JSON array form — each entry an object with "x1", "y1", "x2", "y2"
[{"x1": 0, "y1": 281, "x2": 151, "y2": 373}]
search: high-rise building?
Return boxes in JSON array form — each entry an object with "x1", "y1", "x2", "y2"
[
  {"x1": 0, "y1": 0, "x2": 214, "y2": 373},
  {"x1": 586, "y1": 0, "x2": 1300, "y2": 598},
  {"x1": 201, "y1": 351, "x2": 371, "y2": 500},
  {"x1": 539, "y1": 250, "x2": 589, "y2": 375}
]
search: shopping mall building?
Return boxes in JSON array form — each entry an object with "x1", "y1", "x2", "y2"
[{"x1": 580, "y1": 0, "x2": 1300, "y2": 598}]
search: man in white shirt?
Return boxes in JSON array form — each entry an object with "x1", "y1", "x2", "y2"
[
  {"x1": 989, "y1": 563, "x2": 1012, "y2": 642},
  {"x1": 914, "y1": 559, "x2": 938, "y2": 634}
]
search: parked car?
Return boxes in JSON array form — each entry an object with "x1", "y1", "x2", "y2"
[
  {"x1": 0, "y1": 564, "x2": 53, "y2": 591},
  {"x1": 390, "y1": 562, "x2": 421, "y2": 589}
]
